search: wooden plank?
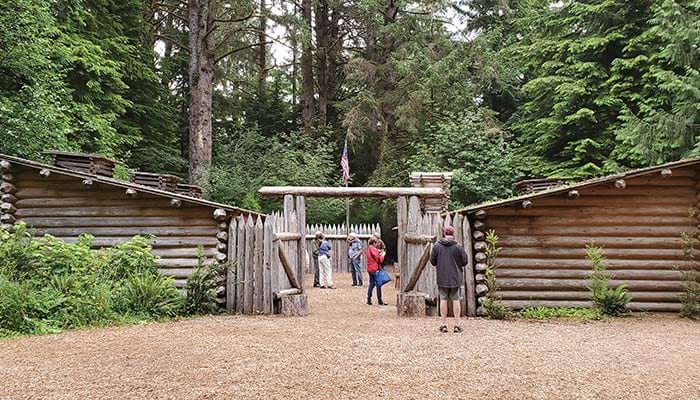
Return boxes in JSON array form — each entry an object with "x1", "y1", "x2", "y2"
[
  {"x1": 497, "y1": 278, "x2": 684, "y2": 291},
  {"x1": 404, "y1": 242, "x2": 432, "y2": 292},
  {"x1": 463, "y1": 215, "x2": 477, "y2": 317},
  {"x1": 498, "y1": 290, "x2": 681, "y2": 302},
  {"x1": 236, "y1": 216, "x2": 245, "y2": 314},
  {"x1": 498, "y1": 247, "x2": 689, "y2": 260},
  {"x1": 28, "y1": 226, "x2": 218, "y2": 237},
  {"x1": 397, "y1": 196, "x2": 407, "y2": 291},
  {"x1": 498, "y1": 235, "x2": 685, "y2": 249},
  {"x1": 254, "y1": 216, "x2": 264, "y2": 313},
  {"x1": 244, "y1": 216, "x2": 255, "y2": 314},
  {"x1": 263, "y1": 215, "x2": 273, "y2": 314},
  {"x1": 296, "y1": 195, "x2": 306, "y2": 289},
  {"x1": 226, "y1": 217, "x2": 237, "y2": 312},
  {"x1": 492, "y1": 226, "x2": 688, "y2": 238},
  {"x1": 16, "y1": 206, "x2": 212, "y2": 218},
  {"x1": 486, "y1": 215, "x2": 692, "y2": 227},
  {"x1": 20, "y1": 216, "x2": 216, "y2": 228},
  {"x1": 485, "y1": 205, "x2": 692, "y2": 217},
  {"x1": 152, "y1": 248, "x2": 218, "y2": 258},
  {"x1": 279, "y1": 246, "x2": 301, "y2": 290}
]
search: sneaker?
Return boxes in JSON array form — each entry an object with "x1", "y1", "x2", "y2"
[
  {"x1": 454, "y1": 326, "x2": 463, "y2": 333},
  {"x1": 439, "y1": 325, "x2": 448, "y2": 333},
  {"x1": 367, "y1": 300, "x2": 372, "y2": 305},
  {"x1": 378, "y1": 301, "x2": 389, "y2": 306}
]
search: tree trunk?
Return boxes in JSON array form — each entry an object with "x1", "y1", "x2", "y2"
[
  {"x1": 300, "y1": 0, "x2": 314, "y2": 132},
  {"x1": 325, "y1": 6, "x2": 341, "y2": 126},
  {"x1": 257, "y1": 0, "x2": 267, "y2": 94},
  {"x1": 314, "y1": 0, "x2": 329, "y2": 126},
  {"x1": 188, "y1": 0, "x2": 215, "y2": 186}
]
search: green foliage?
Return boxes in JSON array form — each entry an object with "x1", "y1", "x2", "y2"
[
  {"x1": 586, "y1": 243, "x2": 631, "y2": 317},
  {"x1": 0, "y1": 224, "x2": 192, "y2": 337},
  {"x1": 519, "y1": 307, "x2": 600, "y2": 320},
  {"x1": 677, "y1": 208, "x2": 699, "y2": 319},
  {"x1": 185, "y1": 249, "x2": 227, "y2": 315},
  {"x1": 114, "y1": 274, "x2": 183, "y2": 319},
  {"x1": 482, "y1": 230, "x2": 513, "y2": 319}
]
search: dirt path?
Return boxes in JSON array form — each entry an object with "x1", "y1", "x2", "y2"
[{"x1": 1, "y1": 273, "x2": 698, "y2": 400}]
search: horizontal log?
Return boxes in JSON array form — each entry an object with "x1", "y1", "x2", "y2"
[
  {"x1": 498, "y1": 247, "x2": 690, "y2": 260},
  {"x1": 153, "y1": 247, "x2": 217, "y2": 258},
  {"x1": 1, "y1": 202, "x2": 17, "y2": 213},
  {"x1": 59, "y1": 236, "x2": 217, "y2": 248},
  {"x1": 498, "y1": 235, "x2": 685, "y2": 249},
  {"x1": 274, "y1": 288, "x2": 302, "y2": 299},
  {"x1": 216, "y1": 231, "x2": 228, "y2": 242},
  {"x1": 497, "y1": 257, "x2": 685, "y2": 270},
  {"x1": 475, "y1": 284, "x2": 488, "y2": 295},
  {"x1": 495, "y1": 269, "x2": 683, "y2": 281},
  {"x1": 579, "y1": 186, "x2": 693, "y2": 197},
  {"x1": 213, "y1": 208, "x2": 227, "y2": 221},
  {"x1": 31, "y1": 226, "x2": 218, "y2": 237},
  {"x1": 514, "y1": 196, "x2": 693, "y2": 207},
  {"x1": 258, "y1": 186, "x2": 444, "y2": 198},
  {"x1": 499, "y1": 300, "x2": 682, "y2": 312},
  {"x1": 474, "y1": 252, "x2": 487, "y2": 262},
  {"x1": 497, "y1": 278, "x2": 684, "y2": 291},
  {"x1": 0, "y1": 160, "x2": 11, "y2": 171},
  {"x1": 2, "y1": 173, "x2": 15, "y2": 182},
  {"x1": 0, "y1": 214, "x2": 16, "y2": 223},
  {"x1": 14, "y1": 196, "x2": 191, "y2": 208},
  {"x1": 157, "y1": 258, "x2": 214, "y2": 268},
  {"x1": 20, "y1": 216, "x2": 216, "y2": 228},
  {"x1": 498, "y1": 290, "x2": 682, "y2": 302},
  {"x1": 1, "y1": 193, "x2": 17, "y2": 203},
  {"x1": 474, "y1": 241, "x2": 487, "y2": 251},
  {"x1": 486, "y1": 215, "x2": 692, "y2": 228},
  {"x1": 0, "y1": 182, "x2": 17, "y2": 194},
  {"x1": 16, "y1": 206, "x2": 212, "y2": 218},
  {"x1": 485, "y1": 205, "x2": 692, "y2": 217},
  {"x1": 475, "y1": 210, "x2": 487, "y2": 220},
  {"x1": 158, "y1": 268, "x2": 197, "y2": 278},
  {"x1": 493, "y1": 225, "x2": 688, "y2": 238},
  {"x1": 275, "y1": 232, "x2": 302, "y2": 241},
  {"x1": 473, "y1": 220, "x2": 486, "y2": 230},
  {"x1": 625, "y1": 176, "x2": 694, "y2": 186},
  {"x1": 403, "y1": 233, "x2": 436, "y2": 244},
  {"x1": 475, "y1": 263, "x2": 488, "y2": 272}
]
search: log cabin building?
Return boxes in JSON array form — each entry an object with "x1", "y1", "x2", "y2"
[
  {"x1": 0, "y1": 152, "x2": 263, "y2": 289},
  {"x1": 453, "y1": 158, "x2": 700, "y2": 313}
]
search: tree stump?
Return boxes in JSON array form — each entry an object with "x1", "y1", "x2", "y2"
[
  {"x1": 397, "y1": 292, "x2": 426, "y2": 317},
  {"x1": 279, "y1": 294, "x2": 309, "y2": 317}
]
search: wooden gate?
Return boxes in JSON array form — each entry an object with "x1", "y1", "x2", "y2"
[
  {"x1": 397, "y1": 196, "x2": 476, "y2": 317},
  {"x1": 225, "y1": 195, "x2": 307, "y2": 316}
]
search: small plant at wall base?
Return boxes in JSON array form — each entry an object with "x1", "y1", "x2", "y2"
[
  {"x1": 586, "y1": 242, "x2": 631, "y2": 317},
  {"x1": 481, "y1": 229, "x2": 512, "y2": 320},
  {"x1": 676, "y1": 208, "x2": 699, "y2": 319},
  {"x1": 185, "y1": 247, "x2": 228, "y2": 315}
]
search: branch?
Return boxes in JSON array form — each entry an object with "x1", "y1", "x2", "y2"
[
  {"x1": 214, "y1": 41, "x2": 272, "y2": 64},
  {"x1": 214, "y1": 10, "x2": 257, "y2": 24},
  {"x1": 154, "y1": 34, "x2": 189, "y2": 53}
]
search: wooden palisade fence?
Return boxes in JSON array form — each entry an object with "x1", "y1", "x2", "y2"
[
  {"x1": 305, "y1": 223, "x2": 381, "y2": 273},
  {"x1": 225, "y1": 195, "x2": 308, "y2": 316},
  {"x1": 397, "y1": 196, "x2": 477, "y2": 317}
]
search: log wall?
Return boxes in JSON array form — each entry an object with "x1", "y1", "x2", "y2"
[
  {"x1": 10, "y1": 166, "x2": 226, "y2": 288},
  {"x1": 468, "y1": 167, "x2": 700, "y2": 313}
]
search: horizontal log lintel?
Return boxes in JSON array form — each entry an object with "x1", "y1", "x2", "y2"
[{"x1": 259, "y1": 186, "x2": 444, "y2": 198}]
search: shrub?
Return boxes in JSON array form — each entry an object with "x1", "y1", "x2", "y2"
[
  {"x1": 482, "y1": 230, "x2": 513, "y2": 320},
  {"x1": 677, "y1": 209, "x2": 699, "y2": 319},
  {"x1": 115, "y1": 274, "x2": 183, "y2": 319},
  {"x1": 185, "y1": 248, "x2": 227, "y2": 315},
  {"x1": 586, "y1": 243, "x2": 631, "y2": 317},
  {"x1": 0, "y1": 225, "x2": 196, "y2": 337}
]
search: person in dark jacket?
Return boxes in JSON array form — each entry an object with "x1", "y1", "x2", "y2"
[
  {"x1": 310, "y1": 231, "x2": 322, "y2": 287},
  {"x1": 430, "y1": 225, "x2": 468, "y2": 333}
]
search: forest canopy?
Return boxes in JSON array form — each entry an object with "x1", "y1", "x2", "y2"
[{"x1": 1, "y1": 0, "x2": 698, "y2": 223}]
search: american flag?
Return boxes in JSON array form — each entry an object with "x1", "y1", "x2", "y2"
[{"x1": 340, "y1": 140, "x2": 350, "y2": 183}]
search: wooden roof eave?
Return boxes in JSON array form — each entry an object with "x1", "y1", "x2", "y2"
[
  {"x1": 0, "y1": 154, "x2": 266, "y2": 218},
  {"x1": 448, "y1": 157, "x2": 700, "y2": 216}
]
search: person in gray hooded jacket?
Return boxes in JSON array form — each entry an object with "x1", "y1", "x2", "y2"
[{"x1": 430, "y1": 225, "x2": 468, "y2": 333}]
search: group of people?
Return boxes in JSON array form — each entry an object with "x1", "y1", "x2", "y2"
[
  {"x1": 310, "y1": 231, "x2": 388, "y2": 306},
  {"x1": 310, "y1": 225, "x2": 468, "y2": 334}
]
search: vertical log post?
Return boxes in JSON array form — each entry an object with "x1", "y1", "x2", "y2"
[{"x1": 213, "y1": 208, "x2": 229, "y2": 307}]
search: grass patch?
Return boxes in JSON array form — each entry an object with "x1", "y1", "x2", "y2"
[{"x1": 519, "y1": 307, "x2": 600, "y2": 320}]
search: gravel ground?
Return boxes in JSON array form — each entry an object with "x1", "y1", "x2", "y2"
[{"x1": 1, "y1": 273, "x2": 698, "y2": 400}]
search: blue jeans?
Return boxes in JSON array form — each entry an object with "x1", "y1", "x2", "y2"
[
  {"x1": 367, "y1": 271, "x2": 382, "y2": 303},
  {"x1": 349, "y1": 257, "x2": 363, "y2": 286}
]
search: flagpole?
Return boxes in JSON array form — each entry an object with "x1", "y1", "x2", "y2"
[{"x1": 344, "y1": 138, "x2": 350, "y2": 238}]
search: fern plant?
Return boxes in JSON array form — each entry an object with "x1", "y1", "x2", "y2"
[
  {"x1": 185, "y1": 247, "x2": 228, "y2": 315},
  {"x1": 586, "y1": 242, "x2": 631, "y2": 317}
]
